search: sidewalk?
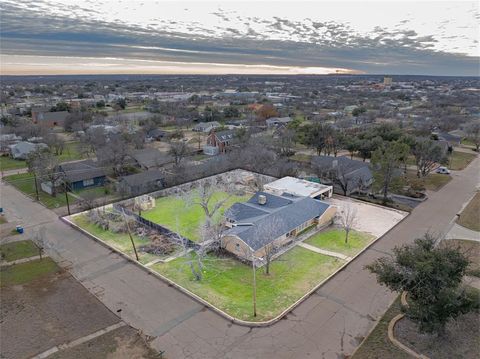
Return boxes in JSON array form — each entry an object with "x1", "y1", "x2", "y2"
[{"x1": 445, "y1": 223, "x2": 480, "y2": 242}]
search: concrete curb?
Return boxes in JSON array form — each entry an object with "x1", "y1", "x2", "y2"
[
  {"x1": 61, "y1": 208, "x2": 410, "y2": 327},
  {"x1": 387, "y1": 292, "x2": 430, "y2": 359}
]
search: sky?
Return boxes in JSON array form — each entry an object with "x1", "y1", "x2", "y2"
[{"x1": 0, "y1": 0, "x2": 479, "y2": 76}]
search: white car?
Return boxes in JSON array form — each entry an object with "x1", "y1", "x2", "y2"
[{"x1": 436, "y1": 166, "x2": 450, "y2": 174}]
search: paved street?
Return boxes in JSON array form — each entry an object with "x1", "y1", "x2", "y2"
[{"x1": 1, "y1": 157, "x2": 479, "y2": 359}]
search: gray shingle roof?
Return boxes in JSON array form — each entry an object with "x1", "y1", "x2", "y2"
[
  {"x1": 120, "y1": 170, "x2": 165, "y2": 187},
  {"x1": 60, "y1": 160, "x2": 105, "y2": 183},
  {"x1": 131, "y1": 148, "x2": 173, "y2": 169},
  {"x1": 225, "y1": 192, "x2": 330, "y2": 251}
]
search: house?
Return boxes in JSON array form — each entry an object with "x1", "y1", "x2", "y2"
[
  {"x1": 222, "y1": 191, "x2": 336, "y2": 261},
  {"x1": 265, "y1": 117, "x2": 293, "y2": 128},
  {"x1": 32, "y1": 110, "x2": 69, "y2": 128},
  {"x1": 117, "y1": 170, "x2": 166, "y2": 196},
  {"x1": 40, "y1": 159, "x2": 106, "y2": 194},
  {"x1": 193, "y1": 121, "x2": 221, "y2": 133},
  {"x1": 0, "y1": 134, "x2": 21, "y2": 154},
  {"x1": 203, "y1": 129, "x2": 235, "y2": 155},
  {"x1": 264, "y1": 176, "x2": 333, "y2": 199},
  {"x1": 60, "y1": 160, "x2": 106, "y2": 191},
  {"x1": 8, "y1": 141, "x2": 48, "y2": 160},
  {"x1": 311, "y1": 156, "x2": 373, "y2": 196},
  {"x1": 146, "y1": 129, "x2": 167, "y2": 141},
  {"x1": 130, "y1": 148, "x2": 173, "y2": 170},
  {"x1": 435, "y1": 132, "x2": 462, "y2": 146}
]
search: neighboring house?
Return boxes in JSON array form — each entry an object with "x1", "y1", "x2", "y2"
[
  {"x1": 264, "y1": 176, "x2": 333, "y2": 199},
  {"x1": 61, "y1": 160, "x2": 106, "y2": 191},
  {"x1": 193, "y1": 121, "x2": 221, "y2": 133},
  {"x1": 435, "y1": 132, "x2": 462, "y2": 146},
  {"x1": 40, "y1": 159, "x2": 106, "y2": 194},
  {"x1": 146, "y1": 129, "x2": 167, "y2": 141},
  {"x1": 32, "y1": 110, "x2": 69, "y2": 128},
  {"x1": 130, "y1": 148, "x2": 173, "y2": 170},
  {"x1": 8, "y1": 141, "x2": 48, "y2": 160},
  {"x1": 265, "y1": 117, "x2": 292, "y2": 128},
  {"x1": 0, "y1": 134, "x2": 21, "y2": 154},
  {"x1": 222, "y1": 191, "x2": 336, "y2": 261},
  {"x1": 311, "y1": 156, "x2": 373, "y2": 196},
  {"x1": 117, "y1": 170, "x2": 166, "y2": 196},
  {"x1": 203, "y1": 130, "x2": 235, "y2": 155}
]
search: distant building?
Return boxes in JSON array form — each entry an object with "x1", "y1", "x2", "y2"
[
  {"x1": 117, "y1": 170, "x2": 166, "y2": 196},
  {"x1": 32, "y1": 110, "x2": 69, "y2": 128},
  {"x1": 203, "y1": 129, "x2": 235, "y2": 155},
  {"x1": 383, "y1": 77, "x2": 393, "y2": 86},
  {"x1": 193, "y1": 121, "x2": 221, "y2": 133},
  {"x1": 265, "y1": 117, "x2": 293, "y2": 128},
  {"x1": 8, "y1": 141, "x2": 47, "y2": 160}
]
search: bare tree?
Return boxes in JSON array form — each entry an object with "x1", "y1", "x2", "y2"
[
  {"x1": 32, "y1": 226, "x2": 47, "y2": 260},
  {"x1": 465, "y1": 122, "x2": 480, "y2": 151},
  {"x1": 169, "y1": 140, "x2": 189, "y2": 166},
  {"x1": 97, "y1": 135, "x2": 131, "y2": 176},
  {"x1": 44, "y1": 133, "x2": 65, "y2": 155},
  {"x1": 413, "y1": 139, "x2": 446, "y2": 177},
  {"x1": 337, "y1": 204, "x2": 358, "y2": 244},
  {"x1": 27, "y1": 149, "x2": 64, "y2": 197}
]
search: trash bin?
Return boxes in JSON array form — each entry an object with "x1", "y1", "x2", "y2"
[{"x1": 16, "y1": 226, "x2": 23, "y2": 234}]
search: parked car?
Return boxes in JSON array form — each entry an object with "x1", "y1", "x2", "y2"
[{"x1": 436, "y1": 166, "x2": 450, "y2": 174}]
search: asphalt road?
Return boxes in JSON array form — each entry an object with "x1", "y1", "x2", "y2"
[{"x1": 1, "y1": 157, "x2": 478, "y2": 359}]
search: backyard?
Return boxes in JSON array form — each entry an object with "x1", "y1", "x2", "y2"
[
  {"x1": 72, "y1": 213, "x2": 178, "y2": 265},
  {"x1": 141, "y1": 191, "x2": 251, "y2": 242},
  {"x1": 152, "y1": 246, "x2": 345, "y2": 321}
]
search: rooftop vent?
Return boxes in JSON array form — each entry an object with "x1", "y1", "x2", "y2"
[{"x1": 258, "y1": 194, "x2": 267, "y2": 205}]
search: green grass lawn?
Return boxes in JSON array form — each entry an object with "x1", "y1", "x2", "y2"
[
  {"x1": 305, "y1": 229, "x2": 375, "y2": 257},
  {"x1": 448, "y1": 151, "x2": 477, "y2": 171},
  {"x1": 406, "y1": 170, "x2": 451, "y2": 191},
  {"x1": 352, "y1": 296, "x2": 410, "y2": 359},
  {"x1": 457, "y1": 192, "x2": 480, "y2": 232},
  {"x1": 0, "y1": 258, "x2": 59, "y2": 287},
  {"x1": 0, "y1": 240, "x2": 39, "y2": 262},
  {"x1": 3, "y1": 173, "x2": 77, "y2": 209},
  {"x1": 289, "y1": 153, "x2": 313, "y2": 163},
  {"x1": 0, "y1": 156, "x2": 27, "y2": 171},
  {"x1": 141, "y1": 191, "x2": 250, "y2": 242},
  {"x1": 74, "y1": 186, "x2": 108, "y2": 200},
  {"x1": 0, "y1": 216, "x2": 7, "y2": 224},
  {"x1": 153, "y1": 246, "x2": 345, "y2": 321},
  {"x1": 56, "y1": 141, "x2": 85, "y2": 162},
  {"x1": 72, "y1": 214, "x2": 167, "y2": 265}
]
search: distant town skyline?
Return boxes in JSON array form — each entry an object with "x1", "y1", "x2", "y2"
[{"x1": 1, "y1": 0, "x2": 479, "y2": 76}]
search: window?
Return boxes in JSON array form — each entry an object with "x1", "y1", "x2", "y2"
[{"x1": 83, "y1": 178, "x2": 94, "y2": 186}]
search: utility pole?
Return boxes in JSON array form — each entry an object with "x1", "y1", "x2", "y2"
[
  {"x1": 252, "y1": 252, "x2": 257, "y2": 317},
  {"x1": 64, "y1": 182, "x2": 71, "y2": 215},
  {"x1": 33, "y1": 173, "x2": 40, "y2": 201},
  {"x1": 122, "y1": 208, "x2": 139, "y2": 261}
]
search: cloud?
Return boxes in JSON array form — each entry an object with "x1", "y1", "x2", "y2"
[{"x1": 0, "y1": 0, "x2": 478, "y2": 76}]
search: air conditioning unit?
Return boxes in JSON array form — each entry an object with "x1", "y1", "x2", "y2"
[{"x1": 258, "y1": 194, "x2": 267, "y2": 205}]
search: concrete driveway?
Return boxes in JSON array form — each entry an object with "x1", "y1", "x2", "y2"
[{"x1": 328, "y1": 196, "x2": 407, "y2": 238}]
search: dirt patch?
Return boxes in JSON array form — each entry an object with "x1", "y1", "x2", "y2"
[
  {"x1": 0, "y1": 268, "x2": 120, "y2": 359},
  {"x1": 395, "y1": 311, "x2": 480, "y2": 359},
  {"x1": 50, "y1": 325, "x2": 161, "y2": 359}
]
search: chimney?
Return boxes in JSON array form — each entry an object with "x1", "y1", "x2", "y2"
[{"x1": 258, "y1": 194, "x2": 267, "y2": 205}]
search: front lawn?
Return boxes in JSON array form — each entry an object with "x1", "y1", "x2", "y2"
[
  {"x1": 0, "y1": 156, "x2": 27, "y2": 171},
  {"x1": 448, "y1": 151, "x2": 477, "y2": 170},
  {"x1": 141, "y1": 191, "x2": 250, "y2": 242},
  {"x1": 457, "y1": 192, "x2": 480, "y2": 231},
  {"x1": 152, "y1": 246, "x2": 345, "y2": 321},
  {"x1": 3, "y1": 173, "x2": 77, "y2": 209},
  {"x1": 406, "y1": 170, "x2": 451, "y2": 191},
  {"x1": 0, "y1": 240, "x2": 39, "y2": 262},
  {"x1": 305, "y1": 229, "x2": 375, "y2": 257},
  {"x1": 441, "y1": 239, "x2": 480, "y2": 277},
  {"x1": 0, "y1": 258, "x2": 59, "y2": 287},
  {"x1": 72, "y1": 214, "x2": 165, "y2": 265}
]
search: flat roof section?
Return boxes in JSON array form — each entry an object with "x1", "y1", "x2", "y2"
[{"x1": 264, "y1": 176, "x2": 333, "y2": 198}]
